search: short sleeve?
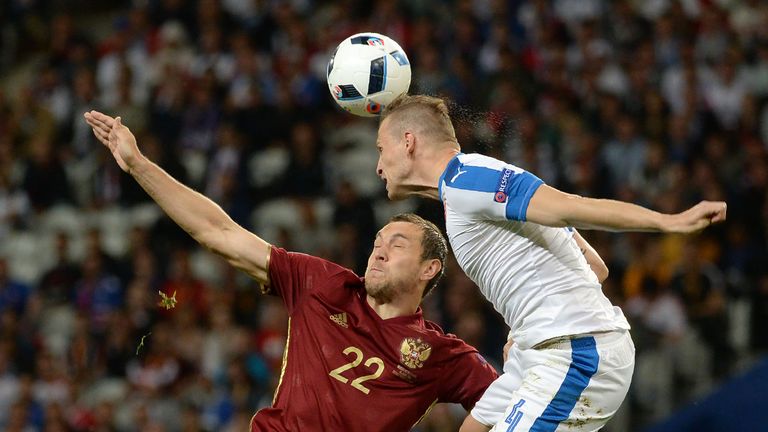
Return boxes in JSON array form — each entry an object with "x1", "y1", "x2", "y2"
[
  {"x1": 439, "y1": 350, "x2": 499, "y2": 410},
  {"x1": 442, "y1": 159, "x2": 543, "y2": 222}
]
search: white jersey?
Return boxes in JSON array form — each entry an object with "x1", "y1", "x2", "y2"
[{"x1": 439, "y1": 153, "x2": 630, "y2": 349}]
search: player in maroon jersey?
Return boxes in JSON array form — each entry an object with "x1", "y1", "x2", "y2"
[{"x1": 84, "y1": 111, "x2": 499, "y2": 431}]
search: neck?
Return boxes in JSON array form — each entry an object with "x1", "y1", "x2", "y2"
[
  {"x1": 366, "y1": 293, "x2": 421, "y2": 320},
  {"x1": 404, "y1": 147, "x2": 460, "y2": 201}
]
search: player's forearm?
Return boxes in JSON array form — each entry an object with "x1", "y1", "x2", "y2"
[
  {"x1": 568, "y1": 197, "x2": 667, "y2": 232},
  {"x1": 129, "y1": 156, "x2": 237, "y2": 251},
  {"x1": 528, "y1": 185, "x2": 725, "y2": 234},
  {"x1": 528, "y1": 185, "x2": 667, "y2": 232}
]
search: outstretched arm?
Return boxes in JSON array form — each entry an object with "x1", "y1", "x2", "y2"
[
  {"x1": 526, "y1": 184, "x2": 727, "y2": 234},
  {"x1": 84, "y1": 111, "x2": 270, "y2": 284}
]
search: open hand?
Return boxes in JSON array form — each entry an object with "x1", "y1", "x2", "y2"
[{"x1": 83, "y1": 111, "x2": 141, "y2": 173}]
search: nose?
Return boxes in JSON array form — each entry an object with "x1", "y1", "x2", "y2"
[
  {"x1": 373, "y1": 245, "x2": 387, "y2": 261},
  {"x1": 376, "y1": 159, "x2": 383, "y2": 178}
]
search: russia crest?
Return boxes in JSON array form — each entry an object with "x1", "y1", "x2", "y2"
[{"x1": 400, "y1": 337, "x2": 432, "y2": 369}]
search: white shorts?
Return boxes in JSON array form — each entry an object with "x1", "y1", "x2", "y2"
[{"x1": 471, "y1": 330, "x2": 635, "y2": 432}]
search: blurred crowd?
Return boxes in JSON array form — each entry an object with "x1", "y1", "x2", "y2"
[{"x1": 1, "y1": 0, "x2": 767, "y2": 431}]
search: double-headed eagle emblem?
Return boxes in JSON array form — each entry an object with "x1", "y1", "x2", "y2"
[{"x1": 400, "y1": 337, "x2": 432, "y2": 369}]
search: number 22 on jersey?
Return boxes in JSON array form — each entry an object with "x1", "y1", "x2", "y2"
[{"x1": 328, "y1": 346, "x2": 385, "y2": 394}]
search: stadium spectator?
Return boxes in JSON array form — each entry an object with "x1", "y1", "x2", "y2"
[{"x1": 0, "y1": 258, "x2": 30, "y2": 316}]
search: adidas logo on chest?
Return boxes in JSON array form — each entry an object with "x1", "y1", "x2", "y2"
[{"x1": 330, "y1": 312, "x2": 348, "y2": 328}]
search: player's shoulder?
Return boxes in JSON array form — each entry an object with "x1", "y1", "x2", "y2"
[
  {"x1": 273, "y1": 247, "x2": 361, "y2": 282},
  {"x1": 422, "y1": 318, "x2": 447, "y2": 335},
  {"x1": 418, "y1": 319, "x2": 479, "y2": 354},
  {"x1": 269, "y1": 247, "x2": 363, "y2": 288},
  {"x1": 458, "y1": 153, "x2": 528, "y2": 173},
  {"x1": 458, "y1": 152, "x2": 503, "y2": 168}
]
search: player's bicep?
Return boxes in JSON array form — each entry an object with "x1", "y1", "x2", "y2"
[
  {"x1": 213, "y1": 224, "x2": 271, "y2": 285},
  {"x1": 525, "y1": 184, "x2": 588, "y2": 227}
]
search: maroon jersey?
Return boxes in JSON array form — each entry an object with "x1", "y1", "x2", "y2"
[{"x1": 250, "y1": 247, "x2": 498, "y2": 431}]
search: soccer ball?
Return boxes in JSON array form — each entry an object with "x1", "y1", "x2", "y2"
[{"x1": 326, "y1": 32, "x2": 411, "y2": 117}]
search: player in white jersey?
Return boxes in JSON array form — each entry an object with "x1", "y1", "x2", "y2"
[{"x1": 373, "y1": 94, "x2": 727, "y2": 432}]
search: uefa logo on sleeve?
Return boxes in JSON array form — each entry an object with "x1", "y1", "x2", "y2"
[{"x1": 494, "y1": 168, "x2": 512, "y2": 203}]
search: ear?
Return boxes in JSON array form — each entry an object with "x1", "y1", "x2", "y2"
[
  {"x1": 419, "y1": 258, "x2": 441, "y2": 282},
  {"x1": 404, "y1": 131, "x2": 416, "y2": 155}
]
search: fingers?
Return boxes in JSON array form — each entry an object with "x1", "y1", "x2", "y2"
[
  {"x1": 108, "y1": 116, "x2": 126, "y2": 138},
  {"x1": 84, "y1": 110, "x2": 112, "y2": 129},
  {"x1": 693, "y1": 201, "x2": 727, "y2": 226},
  {"x1": 90, "y1": 126, "x2": 109, "y2": 145},
  {"x1": 84, "y1": 115, "x2": 111, "y2": 145},
  {"x1": 85, "y1": 110, "x2": 115, "y2": 127},
  {"x1": 706, "y1": 202, "x2": 728, "y2": 224},
  {"x1": 673, "y1": 201, "x2": 727, "y2": 234},
  {"x1": 83, "y1": 111, "x2": 117, "y2": 132},
  {"x1": 715, "y1": 202, "x2": 727, "y2": 222},
  {"x1": 85, "y1": 116, "x2": 104, "y2": 132}
]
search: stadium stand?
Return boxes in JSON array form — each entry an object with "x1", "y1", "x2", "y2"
[{"x1": 0, "y1": 1, "x2": 766, "y2": 431}]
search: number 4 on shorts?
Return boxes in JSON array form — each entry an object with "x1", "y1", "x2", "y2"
[{"x1": 505, "y1": 399, "x2": 526, "y2": 432}]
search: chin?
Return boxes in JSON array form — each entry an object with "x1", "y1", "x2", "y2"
[
  {"x1": 365, "y1": 283, "x2": 392, "y2": 303},
  {"x1": 369, "y1": 291, "x2": 395, "y2": 304}
]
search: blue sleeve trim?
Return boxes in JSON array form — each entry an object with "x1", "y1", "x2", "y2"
[{"x1": 505, "y1": 174, "x2": 543, "y2": 221}]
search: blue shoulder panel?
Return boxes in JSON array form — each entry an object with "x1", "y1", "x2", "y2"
[{"x1": 444, "y1": 164, "x2": 501, "y2": 193}]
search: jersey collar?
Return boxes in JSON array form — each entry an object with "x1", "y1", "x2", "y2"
[{"x1": 438, "y1": 153, "x2": 463, "y2": 200}]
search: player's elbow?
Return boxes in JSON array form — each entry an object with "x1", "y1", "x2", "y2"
[{"x1": 196, "y1": 219, "x2": 237, "y2": 256}]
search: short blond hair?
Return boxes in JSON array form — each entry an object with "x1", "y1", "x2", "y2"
[{"x1": 380, "y1": 94, "x2": 459, "y2": 148}]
